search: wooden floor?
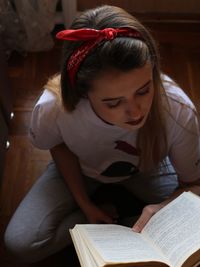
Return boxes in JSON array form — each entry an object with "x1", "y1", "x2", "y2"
[{"x1": 0, "y1": 22, "x2": 200, "y2": 266}]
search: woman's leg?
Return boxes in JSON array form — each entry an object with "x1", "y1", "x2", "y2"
[
  {"x1": 121, "y1": 157, "x2": 178, "y2": 204},
  {"x1": 4, "y1": 162, "x2": 99, "y2": 263},
  {"x1": 116, "y1": 158, "x2": 178, "y2": 226}
]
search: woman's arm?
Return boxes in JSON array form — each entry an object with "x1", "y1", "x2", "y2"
[
  {"x1": 50, "y1": 143, "x2": 113, "y2": 223},
  {"x1": 132, "y1": 179, "x2": 200, "y2": 232}
]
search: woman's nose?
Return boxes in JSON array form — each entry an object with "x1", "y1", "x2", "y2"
[{"x1": 125, "y1": 99, "x2": 141, "y2": 119}]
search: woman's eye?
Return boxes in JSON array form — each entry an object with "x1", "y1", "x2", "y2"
[
  {"x1": 106, "y1": 100, "x2": 121, "y2": 108},
  {"x1": 137, "y1": 87, "x2": 150, "y2": 96}
]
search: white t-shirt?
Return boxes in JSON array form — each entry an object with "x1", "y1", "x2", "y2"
[{"x1": 29, "y1": 76, "x2": 200, "y2": 183}]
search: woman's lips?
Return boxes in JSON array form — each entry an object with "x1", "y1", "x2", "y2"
[{"x1": 126, "y1": 116, "x2": 144, "y2": 126}]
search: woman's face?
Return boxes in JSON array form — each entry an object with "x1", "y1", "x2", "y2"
[{"x1": 88, "y1": 63, "x2": 154, "y2": 130}]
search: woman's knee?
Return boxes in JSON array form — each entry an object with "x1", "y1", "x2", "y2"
[
  {"x1": 4, "y1": 211, "x2": 72, "y2": 263},
  {"x1": 4, "y1": 216, "x2": 57, "y2": 263},
  {"x1": 4, "y1": 223, "x2": 39, "y2": 263}
]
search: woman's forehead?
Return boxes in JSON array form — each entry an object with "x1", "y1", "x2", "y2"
[{"x1": 89, "y1": 63, "x2": 153, "y2": 97}]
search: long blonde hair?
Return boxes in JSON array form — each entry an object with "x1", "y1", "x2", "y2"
[{"x1": 45, "y1": 73, "x2": 61, "y2": 101}]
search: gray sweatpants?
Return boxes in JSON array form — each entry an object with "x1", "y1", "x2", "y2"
[{"x1": 4, "y1": 160, "x2": 178, "y2": 263}]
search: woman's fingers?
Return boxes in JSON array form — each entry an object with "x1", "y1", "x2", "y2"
[{"x1": 132, "y1": 204, "x2": 163, "y2": 232}]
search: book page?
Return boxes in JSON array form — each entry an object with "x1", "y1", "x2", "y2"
[
  {"x1": 142, "y1": 192, "x2": 200, "y2": 267},
  {"x1": 75, "y1": 224, "x2": 169, "y2": 266},
  {"x1": 70, "y1": 229, "x2": 98, "y2": 267}
]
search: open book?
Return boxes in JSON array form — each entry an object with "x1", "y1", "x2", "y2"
[{"x1": 70, "y1": 191, "x2": 200, "y2": 267}]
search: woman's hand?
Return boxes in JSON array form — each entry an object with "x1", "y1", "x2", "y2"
[
  {"x1": 83, "y1": 202, "x2": 118, "y2": 224},
  {"x1": 132, "y1": 203, "x2": 165, "y2": 233},
  {"x1": 132, "y1": 182, "x2": 200, "y2": 233}
]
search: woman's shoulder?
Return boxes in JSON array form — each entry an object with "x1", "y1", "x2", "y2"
[
  {"x1": 31, "y1": 89, "x2": 63, "y2": 126},
  {"x1": 161, "y1": 74, "x2": 197, "y2": 123},
  {"x1": 29, "y1": 89, "x2": 63, "y2": 150},
  {"x1": 161, "y1": 74, "x2": 199, "y2": 137},
  {"x1": 35, "y1": 88, "x2": 60, "y2": 109},
  {"x1": 34, "y1": 74, "x2": 63, "y2": 112},
  {"x1": 33, "y1": 88, "x2": 90, "y2": 127},
  {"x1": 161, "y1": 74, "x2": 194, "y2": 109}
]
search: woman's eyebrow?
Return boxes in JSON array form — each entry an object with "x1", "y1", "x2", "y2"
[
  {"x1": 102, "y1": 96, "x2": 124, "y2": 102},
  {"x1": 101, "y1": 79, "x2": 152, "y2": 102},
  {"x1": 136, "y1": 80, "x2": 152, "y2": 92}
]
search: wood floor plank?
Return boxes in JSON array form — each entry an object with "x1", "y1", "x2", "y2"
[{"x1": 0, "y1": 136, "x2": 51, "y2": 216}]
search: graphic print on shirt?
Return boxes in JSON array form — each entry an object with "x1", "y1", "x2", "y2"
[
  {"x1": 101, "y1": 140, "x2": 140, "y2": 177},
  {"x1": 115, "y1": 140, "x2": 139, "y2": 156}
]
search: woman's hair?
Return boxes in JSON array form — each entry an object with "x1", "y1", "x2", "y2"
[{"x1": 47, "y1": 5, "x2": 168, "y2": 172}]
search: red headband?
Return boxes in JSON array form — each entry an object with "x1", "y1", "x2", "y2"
[{"x1": 56, "y1": 28, "x2": 143, "y2": 87}]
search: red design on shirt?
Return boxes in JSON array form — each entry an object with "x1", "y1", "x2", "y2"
[{"x1": 115, "y1": 141, "x2": 139, "y2": 156}]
